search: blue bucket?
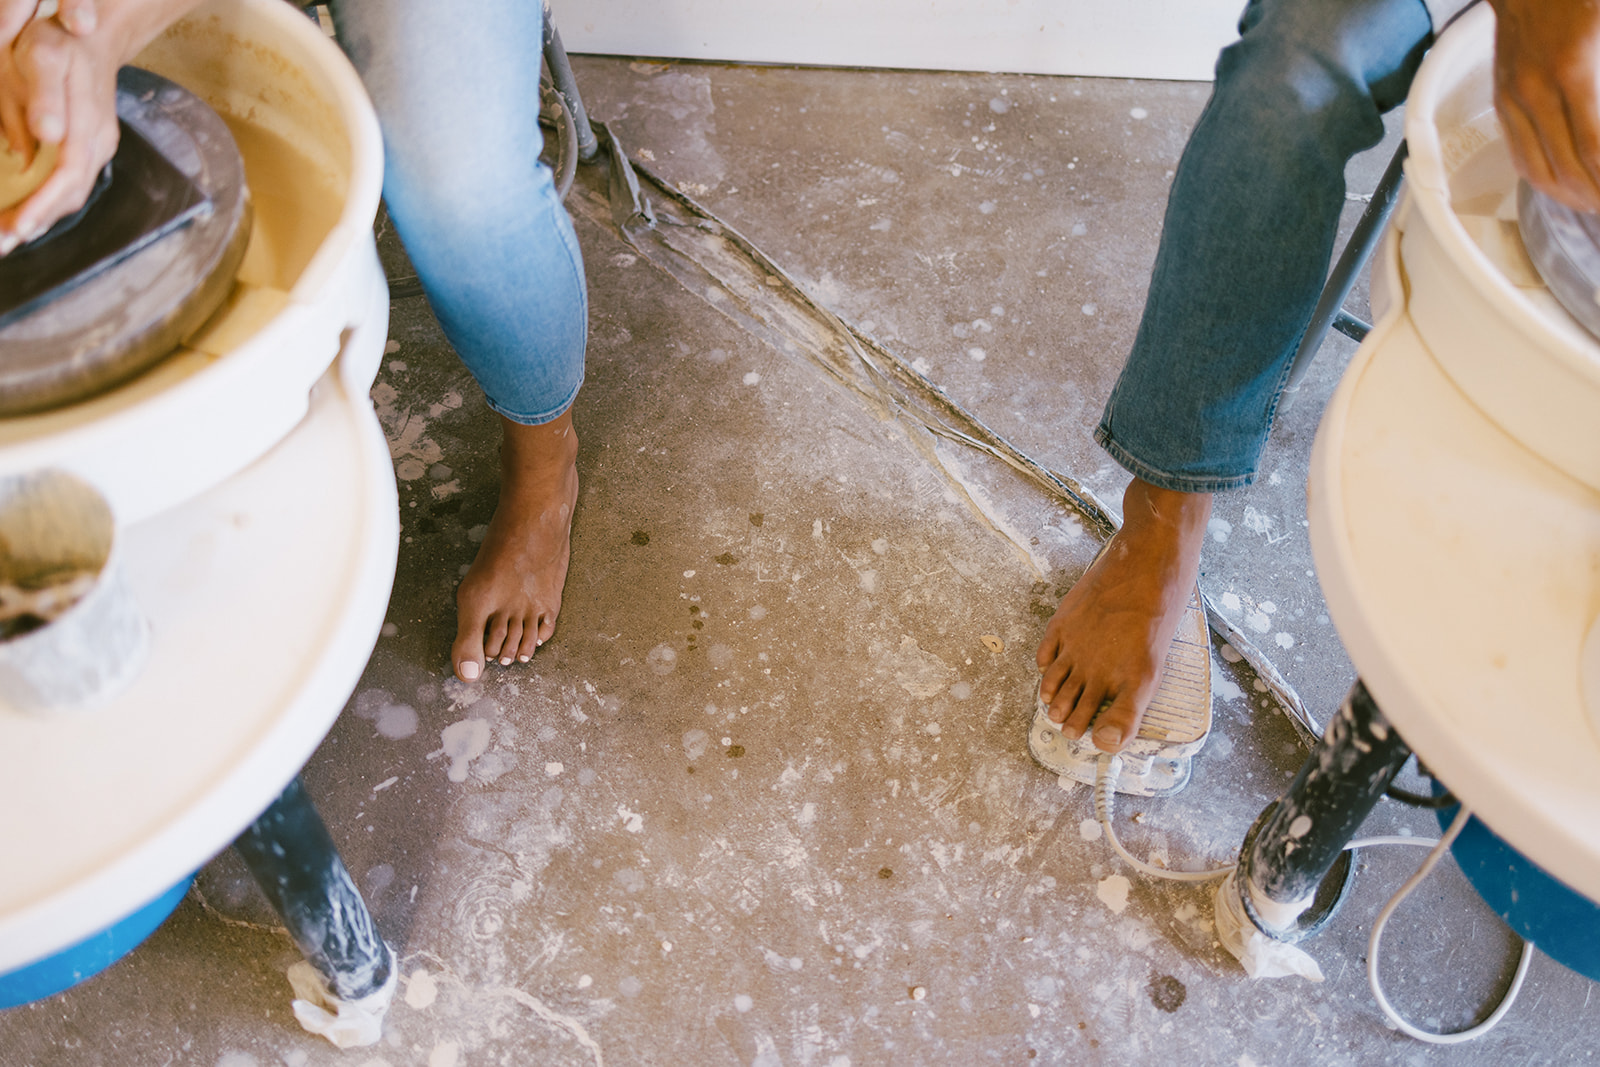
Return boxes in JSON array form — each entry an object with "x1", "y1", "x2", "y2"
[
  {"x1": 0, "y1": 876, "x2": 194, "y2": 1009},
  {"x1": 1439, "y1": 805, "x2": 1600, "y2": 982}
]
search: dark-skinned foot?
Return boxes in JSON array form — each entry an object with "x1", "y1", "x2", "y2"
[
  {"x1": 1035, "y1": 478, "x2": 1212, "y2": 752},
  {"x1": 452, "y1": 409, "x2": 579, "y2": 682}
]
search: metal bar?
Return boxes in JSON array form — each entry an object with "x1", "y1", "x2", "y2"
[
  {"x1": 1281, "y1": 142, "x2": 1409, "y2": 401},
  {"x1": 232, "y1": 778, "x2": 391, "y2": 1001},
  {"x1": 1332, "y1": 309, "x2": 1370, "y2": 343},
  {"x1": 542, "y1": 2, "x2": 600, "y2": 162},
  {"x1": 1240, "y1": 680, "x2": 1412, "y2": 928}
]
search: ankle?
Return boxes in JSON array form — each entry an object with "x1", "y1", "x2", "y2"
[{"x1": 1123, "y1": 479, "x2": 1212, "y2": 539}]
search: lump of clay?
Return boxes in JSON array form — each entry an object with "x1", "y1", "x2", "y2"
[{"x1": 0, "y1": 140, "x2": 57, "y2": 214}]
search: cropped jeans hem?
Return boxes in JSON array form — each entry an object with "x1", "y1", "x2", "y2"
[
  {"x1": 1094, "y1": 425, "x2": 1260, "y2": 495},
  {"x1": 486, "y1": 377, "x2": 584, "y2": 428}
]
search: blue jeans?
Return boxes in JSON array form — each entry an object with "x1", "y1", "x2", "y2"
[
  {"x1": 1096, "y1": 0, "x2": 1434, "y2": 492},
  {"x1": 329, "y1": 0, "x2": 588, "y2": 426}
]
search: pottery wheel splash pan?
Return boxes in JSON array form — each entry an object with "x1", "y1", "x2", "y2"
[{"x1": 0, "y1": 66, "x2": 250, "y2": 416}]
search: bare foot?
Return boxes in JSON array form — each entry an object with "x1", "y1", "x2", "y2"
[
  {"x1": 1035, "y1": 479, "x2": 1212, "y2": 753},
  {"x1": 452, "y1": 409, "x2": 579, "y2": 682}
]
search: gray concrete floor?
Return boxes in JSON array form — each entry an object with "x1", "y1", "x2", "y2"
[{"x1": 6, "y1": 57, "x2": 1600, "y2": 1066}]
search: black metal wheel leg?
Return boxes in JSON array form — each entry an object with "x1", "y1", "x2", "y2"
[
  {"x1": 1239, "y1": 680, "x2": 1412, "y2": 939},
  {"x1": 232, "y1": 777, "x2": 392, "y2": 1002}
]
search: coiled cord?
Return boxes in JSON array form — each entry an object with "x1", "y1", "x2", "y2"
[{"x1": 1093, "y1": 757, "x2": 1532, "y2": 1042}]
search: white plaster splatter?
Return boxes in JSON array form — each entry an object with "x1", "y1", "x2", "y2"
[
  {"x1": 1219, "y1": 591, "x2": 1241, "y2": 612},
  {"x1": 1079, "y1": 818, "x2": 1103, "y2": 841},
  {"x1": 405, "y1": 968, "x2": 438, "y2": 1010},
  {"x1": 1096, "y1": 874, "x2": 1131, "y2": 914},
  {"x1": 375, "y1": 703, "x2": 418, "y2": 740},
  {"x1": 682, "y1": 729, "x2": 711, "y2": 760},
  {"x1": 1246, "y1": 611, "x2": 1271, "y2": 634},
  {"x1": 1211, "y1": 660, "x2": 1245, "y2": 703},
  {"x1": 734, "y1": 994, "x2": 754, "y2": 1013},
  {"x1": 1081, "y1": 303, "x2": 1097, "y2": 316},
  {"x1": 545, "y1": 762, "x2": 565, "y2": 777},
  {"x1": 1208, "y1": 517, "x2": 1233, "y2": 543},
  {"x1": 749, "y1": 604, "x2": 768, "y2": 620},
  {"x1": 1242, "y1": 506, "x2": 1276, "y2": 538},
  {"x1": 743, "y1": 372, "x2": 762, "y2": 385},
  {"x1": 646, "y1": 643, "x2": 679, "y2": 675},
  {"x1": 967, "y1": 347, "x2": 987, "y2": 361},
  {"x1": 978, "y1": 201, "x2": 997, "y2": 214},
  {"x1": 1275, "y1": 632, "x2": 1295, "y2": 649},
  {"x1": 618, "y1": 806, "x2": 645, "y2": 833},
  {"x1": 871, "y1": 538, "x2": 889, "y2": 555},
  {"x1": 1130, "y1": 107, "x2": 1149, "y2": 119},
  {"x1": 428, "y1": 1042, "x2": 460, "y2": 1067},
  {"x1": 798, "y1": 802, "x2": 817, "y2": 826},
  {"x1": 440, "y1": 719, "x2": 491, "y2": 783}
]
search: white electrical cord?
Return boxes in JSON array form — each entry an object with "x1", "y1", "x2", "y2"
[
  {"x1": 1093, "y1": 754, "x2": 1236, "y2": 882},
  {"x1": 1094, "y1": 757, "x2": 1533, "y2": 1043},
  {"x1": 1363, "y1": 805, "x2": 1534, "y2": 1044}
]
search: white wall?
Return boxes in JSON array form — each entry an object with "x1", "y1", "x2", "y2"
[{"x1": 547, "y1": 0, "x2": 1241, "y2": 82}]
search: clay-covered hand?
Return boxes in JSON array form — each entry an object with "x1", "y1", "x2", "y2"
[
  {"x1": 0, "y1": 0, "x2": 200, "y2": 255},
  {"x1": 0, "y1": 12, "x2": 119, "y2": 251},
  {"x1": 0, "y1": 0, "x2": 97, "y2": 194},
  {"x1": 1490, "y1": 0, "x2": 1600, "y2": 214}
]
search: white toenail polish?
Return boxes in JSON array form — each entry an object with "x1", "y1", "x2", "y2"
[
  {"x1": 519, "y1": 655, "x2": 530, "y2": 663},
  {"x1": 500, "y1": 656, "x2": 513, "y2": 665},
  {"x1": 460, "y1": 660, "x2": 480, "y2": 680}
]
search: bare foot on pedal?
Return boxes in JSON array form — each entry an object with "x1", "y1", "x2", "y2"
[
  {"x1": 1035, "y1": 478, "x2": 1211, "y2": 753},
  {"x1": 453, "y1": 409, "x2": 579, "y2": 682}
]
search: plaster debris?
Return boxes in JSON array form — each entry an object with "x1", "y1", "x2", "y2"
[
  {"x1": 889, "y1": 635, "x2": 956, "y2": 698},
  {"x1": 439, "y1": 719, "x2": 492, "y2": 783},
  {"x1": 646, "y1": 643, "x2": 679, "y2": 675},
  {"x1": 1096, "y1": 874, "x2": 1132, "y2": 914},
  {"x1": 405, "y1": 969, "x2": 438, "y2": 1010},
  {"x1": 1079, "y1": 818, "x2": 1103, "y2": 842}
]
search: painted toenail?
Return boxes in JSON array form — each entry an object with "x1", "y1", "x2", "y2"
[
  {"x1": 500, "y1": 656, "x2": 513, "y2": 665},
  {"x1": 519, "y1": 655, "x2": 530, "y2": 662},
  {"x1": 460, "y1": 660, "x2": 480, "y2": 680}
]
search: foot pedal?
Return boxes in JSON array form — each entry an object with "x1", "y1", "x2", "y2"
[{"x1": 1028, "y1": 580, "x2": 1212, "y2": 797}]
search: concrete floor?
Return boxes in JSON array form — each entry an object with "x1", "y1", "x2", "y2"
[{"x1": 6, "y1": 55, "x2": 1600, "y2": 1066}]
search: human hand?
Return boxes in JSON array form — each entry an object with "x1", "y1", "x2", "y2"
[
  {"x1": 1490, "y1": 0, "x2": 1600, "y2": 214},
  {"x1": 0, "y1": 7, "x2": 119, "y2": 252}
]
